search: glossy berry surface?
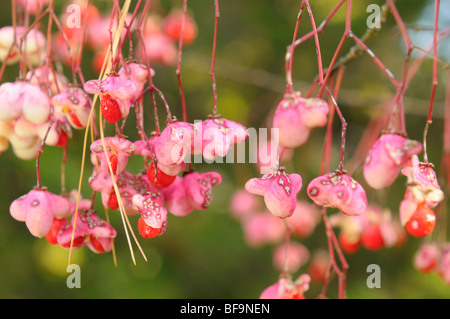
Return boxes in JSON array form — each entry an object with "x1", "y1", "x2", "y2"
[
  {"x1": 90, "y1": 235, "x2": 106, "y2": 253},
  {"x1": 405, "y1": 203, "x2": 436, "y2": 238},
  {"x1": 45, "y1": 217, "x2": 68, "y2": 245},
  {"x1": 146, "y1": 161, "x2": 176, "y2": 188},
  {"x1": 138, "y1": 216, "x2": 161, "y2": 239},
  {"x1": 100, "y1": 94, "x2": 122, "y2": 124},
  {"x1": 361, "y1": 225, "x2": 385, "y2": 251},
  {"x1": 339, "y1": 232, "x2": 360, "y2": 254}
]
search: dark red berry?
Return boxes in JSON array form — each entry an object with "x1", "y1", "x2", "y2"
[{"x1": 146, "y1": 161, "x2": 176, "y2": 188}]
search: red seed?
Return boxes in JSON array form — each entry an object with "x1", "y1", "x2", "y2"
[
  {"x1": 90, "y1": 235, "x2": 106, "y2": 253},
  {"x1": 138, "y1": 216, "x2": 161, "y2": 239},
  {"x1": 338, "y1": 232, "x2": 360, "y2": 254},
  {"x1": 108, "y1": 189, "x2": 119, "y2": 210},
  {"x1": 60, "y1": 235, "x2": 86, "y2": 248},
  {"x1": 100, "y1": 94, "x2": 122, "y2": 124},
  {"x1": 361, "y1": 225, "x2": 385, "y2": 251},
  {"x1": 405, "y1": 203, "x2": 436, "y2": 238},
  {"x1": 45, "y1": 217, "x2": 69, "y2": 245},
  {"x1": 146, "y1": 161, "x2": 176, "y2": 188},
  {"x1": 109, "y1": 154, "x2": 118, "y2": 175}
]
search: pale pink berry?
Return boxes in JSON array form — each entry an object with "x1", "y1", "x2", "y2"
[
  {"x1": 89, "y1": 171, "x2": 150, "y2": 215},
  {"x1": 182, "y1": 171, "x2": 222, "y2": 210},
  {"x1": 118, "y1": 61, "x2": 154, "y2": 102},
  {"x1": 245, "y1": 169, "x2": 302, "y2": 218},
  {"x1": 57, "y1": 209, "x2": 117, "y2": 253},
  {"x1": 0, "y1": 26, "x2": 46, "y2": 65},
  {"x1": 272, "y1": 92, "x2": 310, "y2": 148},
  {"x1": 260, "y1": 274, "x2": 310, "y2": 299},
  {"x1": 13, "y1": 115, "x2": 39, "y2": 139},
  {"x1": 308, "y1": 250, "x2": 329, "y2": 283},
  {"x1": 10, "y1": 188, "x2": 74, "y2": 238},
  {"x1": 90, "y1": 136, "x2": 135, "y2": 175},
  {"x1": 192, "y1": 117, "x2": 247, "y2": 161},
  {"x1": 16, "y1": 0, "x2": 50, "y2": 15},
  {"x1": 37, "y1": 114, "x2": 72, "y2": 147},
  {"x1": 273, "y1": 242, "x2": 310, "y2": 273},
  {"x1": 86, "y1": 14, "x2": 134, "y2": 52},
  {"x1": 9, "y1": 133, "x2": 41, "y2": 160},
  {"x1": 132, "y1": 192, "x2": 168, "y2": 236},
  {"x1": 401, "y1": 155, "x2": 443, "y2": 208},
  {"x1": 0, "y1": 81, "x2": 50, "y2": 124},
  {"x1": 414, "y1": 243, "x2": 441, "y2": 274},
  {"x1": 307, "y1": 171, "x2": 367, "y2": 216},
  {"x1": 255, "y1": 139, "x2": 293, "y2": 174},
  {"x1": 52, "y1": 86, "x2": 92, "y2": 129},
  {"x1": 437, "y1": 247, "x2": 450, "y2": 285},
  {"x1": 139, "y1": 32, "x2": 177, "y2": 66},
  {"x1": 299, "y1": 97, "x2": 329, "y2": 129},
  {"x1": 241, "y1": 212, "x2": 285, "y2": 248},
  {"x1": 26, "y1": 66, "x2": 69, "y2": 96},
  {"x1": 230, "y1": 189, "x2": 261, "y2": 220},
  {"x1": 363, "y1": 133, "x2": 422, "y2": 189},
  {"x1": 150, "y1": 121, "x2": 196, "y2": 168},
  {"x1": 84, "y1": 75, "x2": 136, "y2": 119},
  {"x1": 162, "y1": 176, "x2": 194, "y2": 217},
  {"x1": 286, "y1": 200, "x2": 321, "y2": 238}
]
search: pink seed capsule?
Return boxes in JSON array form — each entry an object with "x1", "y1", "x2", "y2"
[
  {"x1": 151, "y1": 121, "x2": 196, "y2": 168},
  {"x1": 90, "y1": 136, "x2": 135, "y2": 176},
  {"x1": 10, "y1": 187, "x2": 74, "y2": 238},
  {"x1": 414, "y1": 243, "x2": 441, "y2": 274},
  {"x1": 245, "y1": 168, "x2": 302, "y2": 218},
  {"x1": 183, "y1": 171, "x2": 222, "y2": 210},
  {"x1": 84, "y1": 74, "x2": 136, "y2": 119},
  {"x1": 273, "y1": 242, "x2": 310, "y2": 273},
  {"x1": 260, "y1": 274, "x2": 311, "y2": 299},
  {"x1": 272, "y1": 92, "x2": 310, "y2": 149},
  {"x1": 401, "y1": 155, "x2": 443, "y2": 208},
  {"x1": 192, "y1": 117, "x2": 247, "y2": 160},
  {"x1": 118, "y1": 61, "x2": 154, "y2": 102},
  {"x1": 52, "y1": 86, "x2": 92, "y2": 129},
  {"x1": 307, "y1": 171, "x2": 367, "y2": 216},
  {"x1": 299, "y1": 97, "x2": 329, "y2": 129},
  {"x1": 162, "y1": 176, "x2": 194, "y2": 217},
  {"x1": 241, "y1": 211, "x2": 285, "y2": 248},
  {"x1": 132, "y1": 192, "x2": 168, "y2": 237},
  {"x1": 57, "y1": 209, "x2": 117, "y2": 253},
  {"x1": 363, "y1": 133, "x2": 422, "y2": 189}
]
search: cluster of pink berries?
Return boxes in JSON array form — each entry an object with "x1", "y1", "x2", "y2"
[
  {"x1": 51, "y1": 1, "x2": 197, "y2": 73},
  {"x1": 414, "y1": 242, "x2": 450, "y2": 284},
  {"x1": 0, "y1": 67, "x2": 89, "y2": 159},
  {"x1": 235, "y1": 85, "x2": 446, "y2": 297},
  {"x1": 2, "y1": 0, "x2": 246, "y2": 257},
  {"x1": 8, "y1": 58, "x2": 248, "y2": 247}
]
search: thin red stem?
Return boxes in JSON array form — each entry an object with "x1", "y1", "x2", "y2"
[
  {"x1": 176, "y1": 0, "x2": 188, "y2": 122},
  {"x1": 210, "y1": 0, "x2": 219, "y2": 116}
]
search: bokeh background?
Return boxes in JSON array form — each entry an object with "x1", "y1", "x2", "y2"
[{"x1": 0, "y1": 0, "x2": 449, "y2": 298}]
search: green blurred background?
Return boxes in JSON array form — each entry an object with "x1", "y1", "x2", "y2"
[{"x1": 0, "y1": 0, "x2": 449, "y2": 298}]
